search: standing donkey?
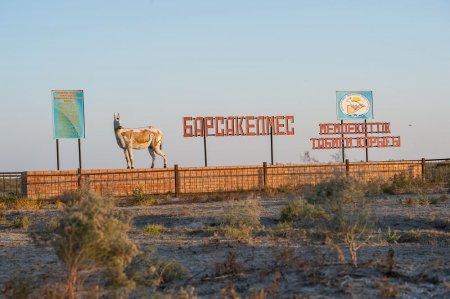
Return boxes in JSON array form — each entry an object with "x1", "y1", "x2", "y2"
[{"x1": 113, "y1": 113, "x2": 168, "y2": 169}]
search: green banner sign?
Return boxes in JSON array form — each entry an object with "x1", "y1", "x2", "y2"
[{"x1": 52, "y1": 90, "x2": 85, "y2": 139}]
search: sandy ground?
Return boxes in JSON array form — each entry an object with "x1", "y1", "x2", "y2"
[{"x1": 0, "y1": 194, "x2": 449, "y2": 298}]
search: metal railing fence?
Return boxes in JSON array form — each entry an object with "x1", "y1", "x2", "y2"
[
  {"x1": 2, "y1": 158, "x2": 448, "y2": 199},
  {"x1": 0, "y1": 172, "x2": 22, "y2": 196}
]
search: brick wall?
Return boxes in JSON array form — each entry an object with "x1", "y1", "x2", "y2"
[{"x1": 21, "y1": 160, "x2": 424, "y2": 199}]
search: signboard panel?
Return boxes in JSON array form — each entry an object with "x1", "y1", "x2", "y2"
[
  {"x1": 183, "y1": 115, "x2": 295, "y2": 137},
  {"x1": 336, "y1": 91, "x2": 373, "y2": 120},
  {"x1": 52, "y1": 90, "x2": 85, "y2": 139}
]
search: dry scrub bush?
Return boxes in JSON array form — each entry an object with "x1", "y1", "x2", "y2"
[
  {"x1": 280, "y1": 200, "x2": 327, "y2": 226},
  {"x1": 214, "y1": 252, "x2": 241, "y2": 277},
  {"x1": 282, "y1": 175, "x2": 374, "y2": 268},
  {"x1": 32, "y1": 189, "x2": 139, "y2": 299},
  {"x1": 127, "y1": 246, "x2": 187, "y2": 287},
  {"x1": 305, "y1": 175, "x2": 365, "y2": 206},
  {"x1": 220, "y1": 198, "x2": 261, "y2": 240},
  {"x1": 382, "y1": 173, "x2": 426, "y2": 194}
]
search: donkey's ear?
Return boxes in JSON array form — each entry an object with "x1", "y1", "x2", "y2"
[
  {"x1": 118, "y1": 113, "x2": 120, "y2": 118},
  {"x1": 113, "y1": 113, "x2": 116, "y2": 119}
]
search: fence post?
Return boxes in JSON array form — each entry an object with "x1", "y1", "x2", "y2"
[
  {"x1": 21, "y1": 172, "x2": 27, "y2": 198},
  {"x1": 345, "y1": 159, "x2": 350, "y2": 177},
  {"x1": 421, "y1": 158, "x2": 426, "y2": 181},
  {"x1": 174, "y1": 164, "x2": 180, "y2": 197},
  {"x1": 77, "y1": 168, "x2": 82, "y2": 191},
  {"x1": 263, "y1": 162, "x2": 268, "y2": 190}
]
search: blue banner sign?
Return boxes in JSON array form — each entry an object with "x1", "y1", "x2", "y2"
[
  {"x1": 52, "y1": 90, "x2": 85, "y2": 139},
  {"x1": 336, "y1": 91, "x2": 373, "y2": 120}
]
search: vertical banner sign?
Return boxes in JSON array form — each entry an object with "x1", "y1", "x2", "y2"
[
  {"x1": 337, "y1": 91, "x2": 373, "y2": 120},
  {"x1": 52, "y1": 90, "x2": 85, "y2": 139}
]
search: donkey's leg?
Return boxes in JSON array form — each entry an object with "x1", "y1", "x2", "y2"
[
  {"x1": 124, "y1": 149, "x2": 131, "y2": 169},
  {"x1": 148, "y1": 147, "x2": 156, "y2": 168},
  {"x1": 127, "y1": 146, "x2": 135, "y2": 169},
  {"x1": 153, "y1": 143, "x2": 168, "y2": 168}
]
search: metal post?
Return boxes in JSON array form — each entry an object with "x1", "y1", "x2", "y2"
[
  {"x1": 421, "y1": 158, "x2": 426, "y2": 181},
  {"x1": 345, "y1": 159, "x2": 350, "y2": 177},
  {"x1": 174, "y1": 164, "x2": 180, "y2": 197},
  {"x1": 56, "y1": 139, "x2": 60, "y2": 170},
  {"x1": 263, "y1": 162, "x2": 268, "y2": 190},
  {"x1": 203, "y1": 118, "x2": 207, "y2": 167},
  {"x1": 364, "y1": 119, "x2": 369, "y2": 162},
  {"x1": 341, "y1": 120, "x2": 345, "y2": 163},
  {"x1": 270, "y1": 125, "x2": 274, "y2": 165},
  {"x1": 78, "y1": 139, "x2": 82, "y2": 170}
]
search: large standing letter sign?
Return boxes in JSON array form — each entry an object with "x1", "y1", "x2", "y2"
[
  {"x1": 52, "y1": 90, "x2": 85, "y2": 170},
  {"x1": 310, "y1": 91, "x2": 400, "y2": 162},
  {"x1": 183, "y1": 115, "x2": 295, "y2": 166}
]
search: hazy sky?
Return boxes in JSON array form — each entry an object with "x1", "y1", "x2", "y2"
[{"x1": 1, "y1": 0, "x2": 449, "y2": 171}]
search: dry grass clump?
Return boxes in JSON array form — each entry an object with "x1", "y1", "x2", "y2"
[
  {"x1": 305, "y1": 175, "x2": 365, "y2": 205},
  {"x1": 426, "y1": 163, "x2": 450, "y2": 184},
  {"x1": 280, "y1": 200, "x2": 327, "y2": 226},
  {"x1": 0, "y1": 194, "x2": 45, "y2": 210},
  {"x1": 1, "y1": 273, "x2": 37, "y2": 299},
  {"x1": 214, "y1": 252, "x2": 241, "y2": 277},
  {"x1": 132, "y1": 187, "x2": 159, "y2": 206},
  {"x1": 385, "y1": 227, "x2": 401, "y2": 244},
  {"x1": 0, "y1": 210, "x2": 7, "y2": 224},
  {"x1": 12, "y1": 216, "x2": 31, "y2": 230},
  {"x1": 270, "y1": 221, "x2": 300, "y2": 239},
  {"x1": 398, "y1": 229, "x2": 450, "y2": 246},
  {"x1": 143, "y1": 224, "x2": 166, "y2": 236},
  {"x1": 127, "y1": 246, "x2": 187, "y2": 287},
  {"x1": 430, "y1": 194, "x2": 450, "y2": 204},
  {"x1": 191, "y1": 191, "x2": 257, "y2": 203},
  {"x1": 382, "y1": 173, "x2": 426, "y2": 194},
  {"x1": 219, "y1": 198, "x2": 261, "y2": 240},
  {"x1": 374, "y1": 277, "x2": 398, "y2": 298}
]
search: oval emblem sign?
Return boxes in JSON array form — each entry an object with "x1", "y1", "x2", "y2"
[{"x1": 337, "y1": 91, "x2": 373, "y2": 120}]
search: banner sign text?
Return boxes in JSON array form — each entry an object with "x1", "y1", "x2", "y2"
[
  {"x1": 183, "y1": 116, "x2": 294, "y2": 137},
  {"x1": 311, "y1": 122, "x2": 401, "y2": 149}
]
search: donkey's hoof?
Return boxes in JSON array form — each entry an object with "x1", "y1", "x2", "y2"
[
  {"x1": 131, "y1": 167, "x2": 134, "y2": 169},
  {"x1": 164, "y1": 165, "x2": 167, "y2": 169},
  {"x1": 127, "y1": 166, "x2": 130, "y2": 169}
]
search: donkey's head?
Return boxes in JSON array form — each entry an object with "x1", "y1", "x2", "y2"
[{"x1": 113, "y1": 113, "x2": 122, "y2": 130}]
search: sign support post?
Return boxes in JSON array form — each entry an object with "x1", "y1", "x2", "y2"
[
  {"x1": 364, "y1": 119, "x2": 369, "y2": 162},
  {"x1": 202, "y1": 118, "x2": 207, "y2": 167},
  {"x1": 78, "y1": 139, "x2": 82, "y2": 170},
  {"x1": 340, "y1": 120, "x2": 345, "y2": 163},
  {"x1": 56, "y1": 139, "x2": 60, "y2": 170},
  {"x1": 270, "y1": 125, "x2": 274, "y2": 165}
]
